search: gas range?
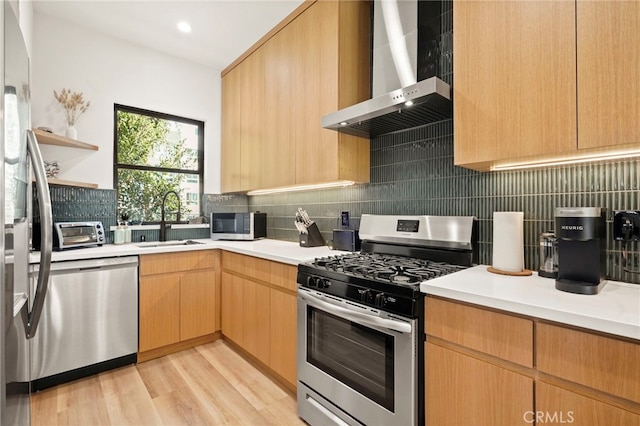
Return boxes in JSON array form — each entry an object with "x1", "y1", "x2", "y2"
[
  {"x1": 296, "y1": 214, "x2": 478, "y2": 426},
  {"x1": 297, "y1": 214, "x2": 478, "y2": 318}
]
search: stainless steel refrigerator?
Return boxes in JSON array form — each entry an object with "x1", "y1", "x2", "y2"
[{"x1": 2, "y1": 2, "x2": 53, "y2": 424}]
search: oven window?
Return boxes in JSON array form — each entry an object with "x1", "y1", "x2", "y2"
[{"x1": 307, "y1": 306, "x2": 394, "y2": 411}]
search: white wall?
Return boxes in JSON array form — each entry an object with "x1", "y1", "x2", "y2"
[
  {"x1": 31, "y1": 12, "x2": 221, "y2": 192},
  {"x1": 18, "y1": 0, "x2": 33, "y2": 57}
]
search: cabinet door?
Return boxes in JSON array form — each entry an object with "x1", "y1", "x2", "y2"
[
  {"x1": 242, "y1": 279, "x2": 270, "y2": 365},
  {"x1": 536, "y1": 322, "x2": 640, "y2": 403},
  {"x1": 221, "y1": 272, "x2": 243, "y2": 346},
  {"x1": 263, "y1": 27, "x2": 295, "y2": 189},
  {"x1": 577, "y1": 1, "x2": 640, "y2": 150},
  {"x1": 425, "y1": 342, "x2": 533, "y2": 426},
  {"x1": 293, "y1": 2, "x2": 340, "y2": 185},
  {"x1": 139, "y1": 275, "x2": 181, "y2": 352},
  {"x1": 453, "y1": 0, "x2": 577, "y2": 168},
  {"x1": 221, "y1": 67, "x2": 242, "y2": 193},
  {"x1": 269, "y1": 289, "x2": 297, "y2": 386},
  {"x1": 536, "y1": 382, "x2": 639, "y2": 426},
  {"x1": 180, "y1": 270, "x2": 216, "y2": 341},
  {"x1": 240, "y1": 49, "x2": 265, "y2": 191}
]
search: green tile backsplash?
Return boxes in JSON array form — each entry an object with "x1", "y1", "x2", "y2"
[
  {"x1": 33, "y1": 186, "x2": 210, "y2": 244},
  {"x1": 239, "y1": 119, "x2": 639, "y2": 284}
]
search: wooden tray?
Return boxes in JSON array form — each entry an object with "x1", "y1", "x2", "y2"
[{"x1": 487, "y1": 266, "x2": 533, "y2": 276}]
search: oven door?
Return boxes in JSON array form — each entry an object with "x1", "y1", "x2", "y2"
[{"x1": 297, "y1": 287, "x2": 418, "y2": 426}]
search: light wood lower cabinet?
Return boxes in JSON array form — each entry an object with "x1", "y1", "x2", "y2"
[
  {"x1": 425, "y1": 296, "x2": 640, "y2": 426},
  {"x1": 536, "y1": 322, "x2": 640, "y2": 403},
  {"x1": 221, "y1": 252, "x2": 297, "y2": 389},
  {"x1": 425, "y1": 297, "x2": 534, "y2": 425},
  {"x1": 139, "y1": 251, "x2": 220, "y2": 359},
  {"x1": 425, "y1": 342, "x2": 533, "y2": 426},
  {"x1": 269, "y1": 288, "x2": 297, "y2": 386},
  {"x1": 242, "y1": 279, "x2": 271, "y2": 365},
  {"x1": 139, "y1": 275, "x2": 181, "y2": 352},
  {"x1": 536, "y1": 381, "x2": 639, "y2": 426},
  {"x1": 180, "y1": 270, "x2": 218, "y2": 341},
  {"x1": 221, "y1": 271, "x2": 243, "y2": 345}
]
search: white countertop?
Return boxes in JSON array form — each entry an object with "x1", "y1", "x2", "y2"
[
  {"x1": 31, "y1": 242, "x2": 639, "y2": 340},
  {"x1": 420, "y1": 265, "x2": 640, "y2": 340},
  {"x1": 29, "y1": 238, "x2": 335, "y2": 266}
]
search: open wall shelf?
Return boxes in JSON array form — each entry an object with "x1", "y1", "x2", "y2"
[{"x1": 32, "y1": 129, "x2": 100, "y2": 188}]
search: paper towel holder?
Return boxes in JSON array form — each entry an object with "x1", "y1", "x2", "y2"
[{"x1": 488, "y1": 211, "x2": 533, "y2": 276}]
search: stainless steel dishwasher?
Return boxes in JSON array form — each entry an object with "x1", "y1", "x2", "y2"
[{"x1": 29, "y1": 256, "x2": 138, "y2": 390}]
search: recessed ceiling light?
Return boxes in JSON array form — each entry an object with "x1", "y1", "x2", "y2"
[{"x1": 177, "y1": 21, "x2": 192, "y2": 33}]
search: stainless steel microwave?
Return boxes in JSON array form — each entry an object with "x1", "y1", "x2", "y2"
[
  {"x1": 53, "y1": 221, "x2": 106, "y2": 250},
  {"x1": 210, "y1": 212, "x2": 267, "y2": 241}
]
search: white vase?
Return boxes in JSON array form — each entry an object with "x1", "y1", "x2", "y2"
[{"x1": 65, "y1": 126, "x2": 77, "y2": 139}]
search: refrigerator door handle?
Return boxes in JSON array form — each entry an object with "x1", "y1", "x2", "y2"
[{"x1": 25, "y1": 129, "x2": 53, "y2": 338}]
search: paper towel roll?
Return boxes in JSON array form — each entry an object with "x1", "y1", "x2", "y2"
[{"x1": 492, "y1": 211, "x2": 524, "y2": 273}]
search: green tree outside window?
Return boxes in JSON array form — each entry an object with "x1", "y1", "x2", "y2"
[{"x1": 114, "y1": 105, "x2": 203, "y2": 223}]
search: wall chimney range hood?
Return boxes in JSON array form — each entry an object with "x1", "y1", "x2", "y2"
[{"x1": 322, "y1": 0, "x2": 452, "y2": 138}]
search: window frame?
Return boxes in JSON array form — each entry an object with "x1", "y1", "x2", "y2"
[{"x1": 113, "y1": 103, "x2": 205, "y2": 223}]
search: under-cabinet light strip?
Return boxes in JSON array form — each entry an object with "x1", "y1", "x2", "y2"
[
  {"x1": 246, "y1": 180, "x2": 356, "y2": 196},
  {"x1": 491, "y1": 150, "x2": 640, "y2": 171}
]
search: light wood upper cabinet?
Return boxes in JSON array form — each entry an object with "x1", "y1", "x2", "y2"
[
  {"x1": 221, "y1": 68, "x2": 242, "y2": 192},
  {"x1": 263, "y1": 27, "x2": 295, "y2": 189},
  {"x1": 240, "y1": 49, "x2": 265, "y2": 192},
  {"x1": 454, "y1": 0, "x2": 640, "y2": 171},
  {"x1": 301, "y1": 0, "x2": 370, "y2": 186},
  {"x1": 220, "y1": 0, "x2": 370, "y2": 193},
  {"x1": 576, "y1": 1, "x2": 640, "y2": 150},
  {"x1": 454, "y1": 0, "x2": 577, "y2": 170}
]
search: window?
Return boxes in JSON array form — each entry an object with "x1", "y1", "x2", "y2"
[{"x1": 114, "y1": 104, "x2": 204, "y2": 223}]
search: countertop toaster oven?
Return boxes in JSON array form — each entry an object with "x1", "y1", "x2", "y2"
[{"x1": 52, "y1": 221, "x2": 106, "y2": 250}]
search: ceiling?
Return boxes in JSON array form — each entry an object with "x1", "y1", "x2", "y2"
[{"x1": 33, "y1": 0, "x2": 305, "y2": 71}]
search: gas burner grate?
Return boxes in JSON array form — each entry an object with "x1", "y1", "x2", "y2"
[{"x1": 311, "y1": 253, "x2": 467, "y2": 286}]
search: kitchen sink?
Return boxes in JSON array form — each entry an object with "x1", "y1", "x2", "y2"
[{"x1": 136, "y1": 240, "x2": 204, "y2": 248}]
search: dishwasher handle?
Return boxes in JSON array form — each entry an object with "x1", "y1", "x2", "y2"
[
  {"x1": 27, "y1": 129, "x2": 53, "y2": 339},
  {"x1": 32, "y1": 257, "x2": 139, "y2": 276}
]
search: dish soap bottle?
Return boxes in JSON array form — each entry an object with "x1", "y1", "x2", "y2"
[
  {"x1": 114, "y1": 222, "x2": 125, "y2": 245},
  {"x1": 122, "y1": 213, "x2": 131, "y2": 243}
]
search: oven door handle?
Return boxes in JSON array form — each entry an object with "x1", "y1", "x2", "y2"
[{"x1": 299, "y1": 291, "x2": 412, "y2": 334}]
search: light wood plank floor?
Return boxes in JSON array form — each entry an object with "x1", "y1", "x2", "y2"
[{"x1": 31, "y1": 340, "x2": 305, "y2": 426}]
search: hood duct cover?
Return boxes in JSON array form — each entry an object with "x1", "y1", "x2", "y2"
[{"x1": 322, "y1": 0, "x2": 452, "y2": 138}]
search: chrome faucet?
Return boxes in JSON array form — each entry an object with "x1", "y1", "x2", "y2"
[{"x1": 160, "y1": 190, "x2": 181, "y2": 242}]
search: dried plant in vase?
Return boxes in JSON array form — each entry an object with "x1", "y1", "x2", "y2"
[{"x1": 53, "y1": 88, "x2": 91, "y2": 139}]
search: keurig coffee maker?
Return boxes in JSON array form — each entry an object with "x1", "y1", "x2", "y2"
[{"x1": 555, "y1": 207, "x2": 606, "y2": 294}]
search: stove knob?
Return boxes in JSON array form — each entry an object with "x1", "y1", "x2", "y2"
[
  {"x1": 357, "y1": 289, "x2": 370, "y2": 303},
  {"x1": 306, "y1": 276, "x2": 319, "y2": 287},
  {"x1": 375, "y1": 292, "x2": 388, "y2": 307},
  {"x1": 317, "y1": 279, "x2": 331, "y2": 289}
]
